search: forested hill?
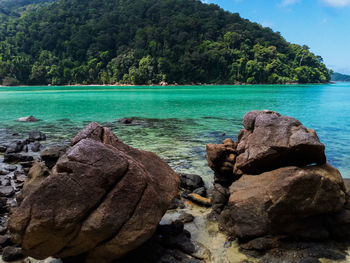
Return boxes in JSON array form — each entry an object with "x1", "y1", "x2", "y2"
[
  {"x1": 0, "y1": 0, "x2": 330, "y2": 85},
  {"x1": 331, "y1": 72, "x2": 350, "y2": 82}
]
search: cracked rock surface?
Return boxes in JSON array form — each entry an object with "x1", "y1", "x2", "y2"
[{"x1": 8, "y1": 122, "x2": 180, "y2": 263}]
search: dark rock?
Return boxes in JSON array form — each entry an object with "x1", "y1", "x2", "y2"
[
  {"x1": 118, "y1": 117, "x2": 134, "y2": 124},
  {"x1": 0, "y1": 186, "x2": 15, "y2": 197},
  {"x1": 168, "y1": 198, "x2": 185, "y2": 210},
  {"x1": 219, "y1": 164, "x2": 345, "y2": 239},
  {"x1": 240, "y1": 236, "x2": 279, "y2": 251},
  {"x1": 40, "y1": 145, "x2": 68, "y2": 169},
  {"x1": 2, "y1": 246, "x2": 25, "y2": 261},
  {"x1": 235, "y1": 110, "x2": 326, "y2": 174},
  {"x1": 4, "y1": 153, "x2": 34, "y2": 163},
  {"x1": 192, "y1": 187, "x2": 206, "y2": 197},
  {"x1": 0, "y1": 226, "x2": 7, "y2": 234},
  {"x1": 9, "y1": 122, "x2": 180, "y2": 262},
  {"x1": 0, "y1": 170, "x2": 9, "y2": 176},
  {"x1": 178, "y1": 212, "x2": 194, "y2": 224},
  {"x1": 23, "y1": 144, "x2": 28, "y2": 152},
  {"x1": 15, "y1": 116, "x2": 40, "y2": 122},
  {"x1": 0, "y1": 197, "x2": 8, "y2": 213},
  {"x1": 0, "y1": 146, "x2": 6, "y2": 152},
  {"x1": 0, "y1": 235, "x2": 11, "y2": 247},
  {"x1": 5, "y1": 165, "x2": 17, "y2": 171},
  {"x1": 28, "y1": 131, "x2": 46, "y2": 142},
  {"x1": 31, "y1": 141, "x2": 42, "y2": 152},
  {"x1": 1, "y1": 176, "x2": 11, "y2": 186},
  {"x1": 5, "y1": 141, "x2": 23, "y2": 154},
  {"x1": 179, "y1": 173, "x2": 204, "y2": 191},
  {"x1": 20, "y1": 161, "x2": 34, "y2": 168},
  {"x1": 210, "y1": 183, "x2": 229, "y2": 216}
]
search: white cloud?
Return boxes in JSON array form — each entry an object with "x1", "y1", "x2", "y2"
[
  {"x1": 322, "y1": 0, "x2": 350, "y2": 7},
  {"x1": 280, "y1": 0, "x2": 300, "y2": 6}
]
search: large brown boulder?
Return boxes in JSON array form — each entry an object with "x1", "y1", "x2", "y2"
[
  {"x1": 9, "y1": 122, "x2": 179, "y2": 262},
  {"x1": 219, "y1": 164, "x2": 346, "y2": 239},
  {"x1": 235, "y1": 110, "x2": 326, "y2": 174}
]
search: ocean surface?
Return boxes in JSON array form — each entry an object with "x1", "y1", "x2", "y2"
[{"x1": 0, "y1": 83, "x2": 349, "y2": 182}]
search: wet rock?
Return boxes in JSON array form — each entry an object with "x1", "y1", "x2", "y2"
[
  {"x1": 17, "y1": 162, "x2": 50, "y2": 204},
  {"x1": 178, "y1": 212, "x2": 194, "y2": 224},
  {"x1": 6, "y1": 165, "x2": 17, "y2": 171},
  {"x1": 0, "y1": 226, "x2": 7, "y2": 234},
  {"x1": 5, "y1": 141, "x2": 24, "y2": 154},
  {"x1": 0, "y1": 197, "x2": 8, "y2": 213},
  {"x1": 4, "y1": 153, "x2": 34, "y2": 163},
  {"x1": 192, "y1": 187, "x2": 206, "y2": 197},
  {"x1": 15, "y1": 116, "x2": 40, "y2": 122},
  {"x1": 219, "y1": 164, "x2": 345, "y2": 239},
  {"x1": 186, "y1": 193, "x2": 211, "y2": 207},
  {"x1": 179, "y1": 173, "x2": 204, "y2": 191},
  {"x1": 1, "y1": 176, "x2": 11, "y2": 186},
  {"x1": 235, "y1": 110, "x2": 326, "y2": 174},
  {"x1": 0, "y1": 186, "x2": 15, "y2": 197},
  {"x1": 28, "y1": 131, "x2": 46, "y2": 142},
  {"x1": 0, "y1": 235, "x2": 11, "y2": 247},
  {"x1": 299, "y1": 258, "x2": 321, "y2": 263},
  {"x1": 168, "y1": 198, "x2": 185, "y2": 210},
  {"x1": 240, "y1": 236, "x2": 279, "y2": 251},
  {"x1": 0, "y1": 145, "x2": 7, "y2": 152},
  {"x1": 210, "y1": 183, "x2": 229, "y2": 217},
  {"x1": 40, "y1": 146, "x2": 68, "y2": 169},
  {"x1": 118, "y1": 117, "x2": 134, "y2": 124},
  {"x1": 0, "y1": 169, "x2": 9, "y2": 175},
  {"x1": 9, "y1": 122, "x2": 179, "y2": 262},
  {"x1": 20, "y1": 161, "x2": 34, "y2": 168},
  {"x1": 2, "y1": 246, "x2": 25, "y2": 261},
  {"x1": 31, "y1": 142, "x2": 42, "y2": 152}
]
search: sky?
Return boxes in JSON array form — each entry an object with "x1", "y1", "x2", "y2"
[{"x1": 202, "y1": 0, "x2": 350, "y2": 74}]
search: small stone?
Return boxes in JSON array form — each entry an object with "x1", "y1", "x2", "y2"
[
  {"x1": 31, "y1": 142, "x2": 41, "y2": 152},
  {"x1": 28, "y1": 131, "x2": 46, "y2": 142},
  {"x1": 193, "y1": 187, "x2": 206, "y2": 197},
  {"x1": 0, "y1": 170, "x2": 9, "y2": 176},
  {"x1": 0, "y1": 186, "x2": 15, "y2": 197},
  {"x1": 178, "y1": 212, "x2": 194, "y2": 224},
  {"x1": 179, "y1": 173, "x2": 204, "y2": 191},
  {"x1": 0, "y1": 146, "x2": 7, "y2": 152},
  {"x1": 2, "y1": 246, "x2": 25, "y2": 261},
  {"x1": 0, "y1": 235, "x2": 10, "y2": 247},
  {"x1": 15, "y1": 116, "x2": 40, "y2": 122},
  {"x1": 20, "y1": 161, "x2": 34, "y2": 168},
  {"x1": 5, "y1": 141, "x2": 23, "y2": 154},
  {"x1": 6, "y1": 165, "x2": 17, "y2": 171},
  {"x1": 186, "y1": 193, "x2": 211, "y2": 207}
]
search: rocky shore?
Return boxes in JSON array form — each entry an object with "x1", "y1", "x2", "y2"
[{"x1": 0, "y1": 111, "x2": 349, "y2": 262}]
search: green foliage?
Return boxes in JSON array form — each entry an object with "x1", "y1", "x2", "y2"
[
  {"x1": 331, "y1": 72, "x2": 350, "y2": 82},
  {"x1": 0, "y1": 0, "x2": 331, "y2": 85}
]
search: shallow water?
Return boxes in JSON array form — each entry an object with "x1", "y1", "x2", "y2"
[{"x1": 0, "y1": 83, "x2": 349, "y2": 182}]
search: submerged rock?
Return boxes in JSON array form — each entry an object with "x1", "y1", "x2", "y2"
[
  {"x1": 9, "y1": 122, "x2": 179, "y2": 262},
  {"x1": 15, "y1": 116, "x2": 40, "y2": 122},
  {"x1": 28, "y1": 131, "x2": 46, "y2": 142}
]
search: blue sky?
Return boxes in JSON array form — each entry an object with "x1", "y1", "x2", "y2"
[{"x1": 202, "y1": 0, "x2": 350, "y2": 74}]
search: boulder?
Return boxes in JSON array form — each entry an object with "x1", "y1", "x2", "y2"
[
  {"x1": 219, "y1": 164, "x2": 346, "y2": 239},
  {"x1": 15, "y1": 116, "x2": 40, "y2": 122},
  {"x1": 0, "y1": 186, "x2": 15, "y2": 197},
  {"x1": 2, "y1": 246, "x2": 25, "y2": 261},
  {"x1": 31, "y1": 141, "x2": 42, "y2": 152},
  {"x1": 5, "y1": 141, "x2": 25, "y2": 154},
  {"x1": 28, "y1": 131, "x2": 46, "y2": 142},
  {"x1": 9, "y1": 122, "x2": 179, "y2": 262},
  {"x1": 179, "y1": 173, "x2": 204, "y2": 191},
  {"x1": 40, "y1": 145, "x2": 68, "y2": 169},
  {"x1": 16, "y1": 161, "x2": 51, "y2": 204},
  {"x1": 4, "y1": 153, "x2": 33, "y2": 163},
  {"x1": 235, "y1": 110, "x2": 326, "y2": 174}
]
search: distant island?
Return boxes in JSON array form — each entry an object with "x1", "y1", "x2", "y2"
[
  {"x1": 331, "y1": 72, "x2": 350, "y2": 82},
  {"x1": 0, "y1": 0, "x2": 331, "y2": 86}
]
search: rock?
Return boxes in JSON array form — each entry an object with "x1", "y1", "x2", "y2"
[
  {"x1": 178, "y1": 212, "x2": 194, "y2": 224},
  {"x1": 235, "y1": 110, "x2": 326, "y2": 174},
  {"x1": 240, "y1": 236, "x2": 279, "y2": 251},
  {"x1": 28, "y1": 131, "x2": 46, "y2": 142},
  {"x1": 6, "y1": 165, "x2": 17, "y2": 171},
  {"x1": 0, "y1": 169, "x2": 9, "y2": 175},
  {"x1": 179, "y1": 173, "x2": 204, "y2": 191},
  {"x1": 40, "y1": 146, "x2": 68, "y2": 169},
  {"x1": 2, "y1": 246, "x2": 25, "y2": 261},
  {"x1": 16, "y1": 162, "x2": 51, "y2": 204},
  {"x1": 186, "y1": 193, "x2": 211, "y2": 207},
  {"x1": 20, "y1": 161, "x2": 34, "y2": 168},
  {"x1": 192, "y1": 187, "x2": 206, "y2": 197},
  {"x1": 0, "y1": 235, "x2": 11, "y2": 247},
  {"x1": 9, "y1": 122, "x2": 179, "y2": 262},
  {"x1": 4, "y1": 153, "x2": 34, "y2": 163},
  {"x1": 0, "y1": 186, "x2": 15, "y2": 197},
  {"x1": 15, "y1": 116, "x2": 40, "y2": 122},
  {"x1": 299, "y1": 257, "x2": 322, "y2": 263},
  {"x1": 118, "y1": 117, "x2": 134, "y2": 124},
  {"x1": 0, "y1": 145, "x2": 7, "y2": 152},
  {"x1": 31, "y1": 142, "x2": 42, "y2": 152},
  {"x1": 5, "y1": 141, "x2": 24, "y2": 154},
  {"x1": 219, "y1": 164, "x2": 346, "y2": 239},
  {"x1": 209, "y1": 183, "x2": 229, "y2": 218}
]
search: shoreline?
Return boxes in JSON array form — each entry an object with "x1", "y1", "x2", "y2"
[{"x1": 0, "y1": 82, "x2": 334, "y2": 88}]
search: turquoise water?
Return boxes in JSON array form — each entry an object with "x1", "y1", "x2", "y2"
[{"x1": 0, "y1": 83, "x2": 349, "y2": 181}]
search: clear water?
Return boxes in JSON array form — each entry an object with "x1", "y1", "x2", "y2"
[{"x1": 0, "y1": 83, "x2": 349, "y2": 182}]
